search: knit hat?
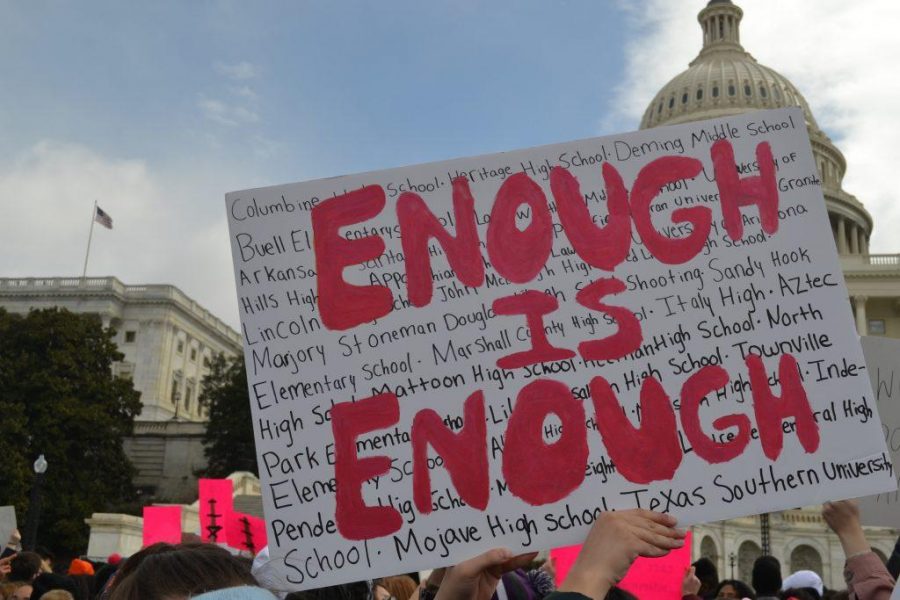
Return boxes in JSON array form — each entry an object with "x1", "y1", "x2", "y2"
[
  {"x1": 107, "y1": 552, "x2": 122, "y2": 566},
  {"x1": 782, "y1": 570, "x2": 823, "y2": 596},
  {"x1": 67, "y1": 558, "x2": 95, "y2": 576}
]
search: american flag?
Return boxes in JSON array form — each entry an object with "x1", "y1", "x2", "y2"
[{"x1": 94, "y1": 206, "x2": 113, "y2": 229}]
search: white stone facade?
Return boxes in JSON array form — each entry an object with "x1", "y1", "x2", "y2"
[
  {"x1": 0, "y1": 276, "x2": 241, "y2": 422},
  {"x1": 648, "y1": 0, "x2": 900, "y2": 587},
  {"x1": 692, "y1": 509, "x2": 898, "y2": 590}
]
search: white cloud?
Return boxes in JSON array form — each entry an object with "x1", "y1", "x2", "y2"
[
  {"x1": 611, "y1": 0, "x2": 900, "y2": 252},
  {"x1": 197, "y1": 96, "x2": 260, "y2": 126},
  {"x1": 214, "y1": 60, "x2": 260, "y2": 80},
  {"x1": 0, "y1": 141, "x2": 241, "y2": 328}
]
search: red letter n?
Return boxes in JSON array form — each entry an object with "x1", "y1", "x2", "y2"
[
  {"x1": 748, "y1": 353, "x2": 820, "y2": 461},
  {"x1": 411, "y1": 391, "x2": 489, "y2": 514},
  {"x1": 711, "y1": 139, "x2": 779, "y2": 241},
  {"x1": 312, "y1": 186, "x2": 393, "y2": 330},
  {"x1": 590, "y1": 375, "x2": 681, "y2": 484},
  {"x1": 331, "y1": 393, "x2": 402, "y2": 540},
  {"x1": 550, "y1": 164, "x2": 631, "y2": 271},
  {"x1": 502, "y1": 379, "x2": 588, "y2": 505},
  {"x1": 397, "y1": 177, "x2": 485, "y2": 307},
  {"x1": 493, "y1": 290, "x2": 575, "y2": 369}
]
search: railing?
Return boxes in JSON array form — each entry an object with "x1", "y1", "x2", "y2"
[
  {"x1": 840, "y1": 253, "x2": 900, "y2": 270},
  {"x1": 0, "y1": 277, "x2": 240, "y2": 344},
  {"x1": 867, "y1": 254, "x2": 900, "y2": 266}
]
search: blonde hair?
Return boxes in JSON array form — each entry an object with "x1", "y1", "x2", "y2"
[{"x1": 40, "y1": 592, "x2": 75, "y2": 600}]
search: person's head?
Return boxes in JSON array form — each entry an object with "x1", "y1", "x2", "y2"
[
  {"x1": 284, "y1": 582, "x2": 371, "y2": 600},
  {"x1": 752, "y1": 556, "x2": 782, "y2": 595},
  {"x1": 8, "y1": 583, "x2": 33, "y2": 600},
  {"x1": 66, "y1": 559, "x2": 93, "y2": 577},
  {"x1": 780, "y1": 589, "x2": 817, "y2": 600},
  {"x1": 693, "y1": 558, "x2": 719, "y2": 596},
  {"x1": 373, "y1": 584, "x2": 391, "y2": 600},
  {"x1": 34, "y1": 548, "x2": 54, "y2": 574},
  {"x1": 38, "y1": 591, "x2": 75, "y2": 600},
  {"x1": 9, "y1": 552, "x2": 43, "y2": 583},
  {"x1": 377, "y1": 576, "x2": 417, "y2": 600},
  {"x1": 108, "y1": 543, "x2": 258, "y2": 600},
  {"x1": 715, "y1": 579, "x2": 756, "y2": 599},
  {"x1": 29, "y1": 573, "x2": 79, "y2": 600},
  {"x1": 781, "y1": 570, "x2": 823, "y2": 600}
]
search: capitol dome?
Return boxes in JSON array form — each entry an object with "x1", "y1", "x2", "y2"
[{"x1": 640, "y1": 0, "x2": 872, "y2": 255}]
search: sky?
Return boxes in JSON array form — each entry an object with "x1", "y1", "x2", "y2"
[{"x1": 1, "y1": 0, "x2": 897, "y2": 331}]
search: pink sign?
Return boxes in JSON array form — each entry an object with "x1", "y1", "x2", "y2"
[
  {"x1": 226, "y1": 511, "x2": 268, "y2": 554},
  {"x1": 199, "y1": 478, "x2": 233, "y2": 543},
  {"x1": 551, "y1": 531, "x2": 692, "y2": 598},
  {"x1": 142, "y1": 506, "x2": 182, "y2": 547}
]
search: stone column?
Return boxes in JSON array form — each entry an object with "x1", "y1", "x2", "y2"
[
  {"x1": 858, "y1": 227, "x2": 867, "y2": 255},
  {"x1": 849, "y1": 224, "x2": 859, "y2": 254},
  {"x1": 837, "y1": 217, "x2": 848, "y2": 254},
  {"x1": 853, "y1": 296, "x2": 868, "y2": 335}
]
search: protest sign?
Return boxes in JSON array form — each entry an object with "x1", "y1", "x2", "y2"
[
  {"x1": 550, "y1": 532, "x2": 691, "y2": 598},
  {"x1": 226, "y1": 107, "x2": 896, "y2": 589},
  {"x1": 859, "y1": 336, "x2": 900, "y2": 526},
  {"x1": 143, "y1": 506, "x2": 182, "y2": 546},
  {"x1": 226, "y1": 511, "x2": 268, "y2": 554},
  {"x1": 199, "y1": 478, "x2": 233, "y2": 544},
  {"x1": 619, "y1": 531, "x2": 692, "y2": 599},
  {"x1": 0, "y1": 506, "x2": 16, "y2": 548}
]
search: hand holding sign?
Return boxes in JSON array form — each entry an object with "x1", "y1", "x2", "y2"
[{"x1": 558, "y1": 510, "x2": 686, "y2": 599}]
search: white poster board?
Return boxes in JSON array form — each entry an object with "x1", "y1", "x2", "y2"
[
  {"x1": 0, "y1": 506, "x2": 16, "y2": 550},
  {"x1": 860, "y1": 336, "x2": 900, "y2": 527},
  {"x1": 226, "y1": 107, "x2": 895, "y2": 590}
]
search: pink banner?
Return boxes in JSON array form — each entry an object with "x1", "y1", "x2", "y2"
[
  {"x1": 226, "y1": 511, "x2": 268, "y2": 554},
  {"x1": 551, "y1": 531, "x2": 692, "y2": 599},
  {"x1": 142, "y1": 506, "x2": 182, "y2": 547},
  {"x1": 199, "y1": 478, "x2": 233, "y2": 543}
]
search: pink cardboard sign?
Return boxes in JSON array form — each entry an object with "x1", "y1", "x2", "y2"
[
  {"x1": 199, "y1": 478, "x2": 233, "y2": 543},
  {"x1": 551, "y1": 531, "x2": 692, "y2": 598},
  {"x1": 226, "y1": 511, "x2": 268, "y2": 554},
  {"x1": 142, "y1": 506, "x2": 182, "y2": 547}
]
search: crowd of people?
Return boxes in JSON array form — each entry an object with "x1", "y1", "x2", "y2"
[{"x1": 0, "y1": 500, "x2": 896, "y2": 600}]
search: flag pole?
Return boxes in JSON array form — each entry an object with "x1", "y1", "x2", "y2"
[{"x1": 81, "y1": 200, "x2": 97, "y2": 282}]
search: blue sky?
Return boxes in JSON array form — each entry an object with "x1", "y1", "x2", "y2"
[
  {"x1": 0, "y1": 1, "x2": 630, "y2": 183},
  {"x1": 2, "y1": 1, "x2": 897, "y2": 329}
]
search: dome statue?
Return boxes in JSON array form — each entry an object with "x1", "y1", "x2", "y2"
[{"x1": 640, "y1": 0, "x2": 871, "y2": 255}]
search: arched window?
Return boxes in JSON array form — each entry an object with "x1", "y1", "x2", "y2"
[
  {"x1": 712, "y1": 85, "x2": 720, "y2": 97},
  {"x1": 697, "y1": 87, "x2": 704, "y2": 100},
  {"x1": 790, "y1": 544, "x2": 823, "y2": 575},
  {"x1": 700, "y1": 536, "x2": 719, "y2": 567},
  {"x1": 738, "y1": 541, "x2": 761, "y2": 583}
]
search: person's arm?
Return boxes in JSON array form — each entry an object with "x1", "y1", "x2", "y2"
[
  {"x1": 681, "y1": 565, "x2": 703, "y2": 600},
  {"x1": 1, "y1": 528, "x2": 21, "y2": 558},
  {"x1": 434, "y1": 549, "x2": 537, "y2": 600},
  {"x1": 556, "y1": 509, "x2": 686, "y2": 600},
  {"x1": 823, "y1": 500, "x2": 895, "y2": 600}
]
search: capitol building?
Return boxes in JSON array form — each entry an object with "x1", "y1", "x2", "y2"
[{"x1": 642, "y1": 0, "x2": 900, "y2": 587}]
